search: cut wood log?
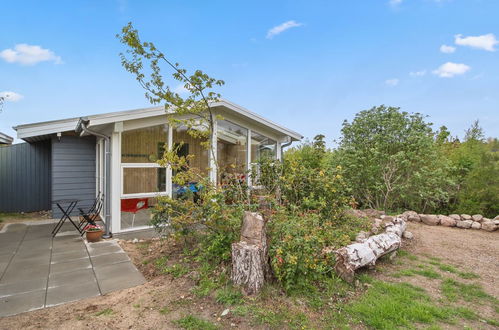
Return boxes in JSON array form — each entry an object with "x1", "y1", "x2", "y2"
[
  {"x1": 334, "y1": 218, "x2": 407, "y2": 283},
  {"x1": 231, "y1": 211, "x2": 270, "y2": 294}
]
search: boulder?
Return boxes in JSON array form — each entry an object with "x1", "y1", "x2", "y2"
[
  {"x1": 471, "y1": 214, "x2": 483, "y2": 222},
  {"x1": 421, "y1": 214, "x2": 440, "y2": 226},
  {"x1": 439, "y1": 215, "x2": 457, "y2": 227},
  {"x1": 456, "y1": 220, "x2": 473, "y2": 229},
  {"x1": 481, "y1": 221, "x2": 498, "y2": 232},
  {"x1": 403, "y1": 231, "x2": 414, "y2": 239},
  {"x1": 381, "y1": 215, "x2": 395, "y2": 222},
  {"x1": 373, "y1": 218, "x2": 382, "y2": 227},
  {"x1": 495, "y1": 215, "x2": 499, "y2": 220},
  {"x1": 494, "y1": 220, "x2": 499, "y2": 226},
  {"x1": 471, "y1": 222, "x2": 481, "y2": 230},
  {"x1": 461, "y1": 214, "x2": 472, "y2": 220},
  {"x1": 408, "y1": 214, "x2": 421, "y2": 222},
  {"x1": 449, "y1": 214, "x2": 461, "y2": 221}
]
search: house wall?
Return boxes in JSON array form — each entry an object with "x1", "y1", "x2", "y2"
[
  {"x1": 0, "y1": 141, "x2": 51, "y2": 212},
  {"x1": 51, "y1": 135, "x2": 96, "y2": 218}
]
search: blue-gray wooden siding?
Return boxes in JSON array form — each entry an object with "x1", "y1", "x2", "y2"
[
  {"x1": 0, "y1": 141, "x2": 51, "y2": 212},
  {"x1": 51, "y1": 135, "x2": 96, "y2": 218}
]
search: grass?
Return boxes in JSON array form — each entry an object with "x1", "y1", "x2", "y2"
[
  {"x1": 441, "y1": 278, "x2": 494, "y2": 302},
  {"x1": 341, "y1": 278, "x2": 475, "y2": 329},
  {"x1": 215, "y1": 286, "x2": 244, "y2": 306},
  {"x1": 154, "y1": 256, "x2": 190, "y2": 278},
  {"x1": 174, "y1": 315, "x2": 218, "y2": 330},
  {"x1": 425, "y1": 259, "x2": 480, "y2": 279},
  {"x1": 94, "y1": 308, "x2": 114, "y2": 316},
  {"x1": 250, "y1": 305, "x2": 309, "y2": 329},
  {"x1": 392, "y1": 267, "x2": 441, "y2": 279}
]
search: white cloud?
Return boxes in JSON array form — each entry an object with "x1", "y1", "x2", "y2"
[
  {"x1": 389, "y1": 0, "x2": 403, "y2": 6},
  {"x1": 410, "y1": 70, "x2": 427, "y2": 77},
  {"x1": 385, "y1": 78, "x2": 399, "y2": 86},
  {"x1": 440, "y1": 44, "x2": 456, "y2": 53},
  {"x1": 266, "y1": 20, "x2": 303, "y2": 39},
  {"x1": 0, "y1": 91, "x2": 24, "y2": 102},
  {"x1": 432, "y1": 62, "x2": 470, "y2": 78},
  {"x1": 0, "y1": 44, "x2": 62, "y2": 65},
  {"x1": 454, "y1": 33, "x2": 498, "y2": 51}
]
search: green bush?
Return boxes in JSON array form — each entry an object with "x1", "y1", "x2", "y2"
[{"x1": 268, "y1": 210, "x2": 370, "y2": 291}]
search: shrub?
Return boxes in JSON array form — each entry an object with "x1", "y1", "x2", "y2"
[{"x1": 267, "y1": 210, "x2": 370, "y2": 291}]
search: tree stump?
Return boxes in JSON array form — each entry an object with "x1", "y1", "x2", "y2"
[
  {"x1": 231, "y1": 211, "x2": 269, "y2": 295},
  {"x1": 334, "y1": 217, "x2": 407, "y2": 283}
]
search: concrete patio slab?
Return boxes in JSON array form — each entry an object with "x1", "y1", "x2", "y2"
[
  {"x1": 50, "y1": 258, "x2": 92, "y2": 275},
  {"x1": 46, "y1": 281, "x2": 100, "y2": 307},
  {"x1": 94, "y1": 261, "x2": 145, "y2": 295},
  {"x1": 48, "y1": 268, "x2": 96, "y2": 288},
  {"x1": 91, "y1": 252, "x2": 130, "y2": 267},
  {"x1": 0, "y1": 277, "x2": 47, "y2": 297},
  {"x1": 50, "y1": 250, "x2": 88, "y2": 263},
  {"x1": 0, "y1": 289, "x2": 46, "y2": 316},
  {"x1": 0, "y1": 221, "x2": 146, "y2": 318}
]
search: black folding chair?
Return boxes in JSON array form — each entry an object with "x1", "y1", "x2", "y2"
[
  {"x1": 52, "y1": 199, "x2": 81, "y2": 237},
  {"x1": 78, "y1": 194, "x2": 104, "y2": 236}
]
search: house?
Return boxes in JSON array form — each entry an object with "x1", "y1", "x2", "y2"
[
  {"x1": 0, "y1": 132, "x2": 13, "y2": 145},
  {"x1": 12, "y1": 99, "x2": 302, "y2": 235}
]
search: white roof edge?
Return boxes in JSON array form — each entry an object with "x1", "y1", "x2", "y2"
[
  {"x1": 14, "y1": 100, "x2": 303, "y2": 141},
  {"x1": 214, "y1": 99, "x2": 303, "y2": 141},
  {"x1": 0, "y1": 132, "x2": 14, "y2": 144}
]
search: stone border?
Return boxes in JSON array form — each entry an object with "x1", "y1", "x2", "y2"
[{"x1": 397, "y1": 211, "x2": 499, "y2": 232}]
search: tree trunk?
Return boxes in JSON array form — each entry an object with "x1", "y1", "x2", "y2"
[
  {"x1": 334, "y1": 218, "x2": 406, "y2": 283},
  {"x1": 231, "y1": 211, "x2": 269, "y2": 295}
]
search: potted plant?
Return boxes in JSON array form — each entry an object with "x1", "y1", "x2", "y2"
[{"x1": 84, "y1": 224, "x2": 103, "y2": 242}]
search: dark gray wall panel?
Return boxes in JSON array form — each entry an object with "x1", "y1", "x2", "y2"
[
  {"x1": 51, "y1": 136, "x2": 96, "y2": 218},
  {"x1": 0, "y1": 141, "x2": 51, "y2": 212}
]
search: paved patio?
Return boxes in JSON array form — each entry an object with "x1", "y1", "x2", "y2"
[{"x1": 0, "y1": 221, "x2": 145, "y2": 317}]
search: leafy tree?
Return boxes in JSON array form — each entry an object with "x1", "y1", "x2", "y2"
[
  {"x1": 117, "y1": 22, "x2": 224, "y2": 174},
  {"x1": 337, "y1": 105, "x2": 453, "y2": 212}
]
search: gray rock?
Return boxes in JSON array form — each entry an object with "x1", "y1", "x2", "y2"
[
  {"x1": 439, "y1": 215, "x2": 457, "y2": 227},
  {"x1": 471, "y1": 214, "x2": 483, "y2": 222},
  {"x1": 449, "y1": 214, "x2": 461, "y2": 221},
  {"x1": 403, "y1": 231, "x2": 414, "y2": 239},
  {"x1": 461, "y1": 214, "x2": 472, "y2": 220},
  {"x1": 494, "y1": 220, "x2": 499, "y2": 226},
  {"x1": 456, "y1": 220, "x2": 473, "y2": 229},
  {"x1": 381, "y1": 215, "x2": 394, "y2": 222},
  {"x1": 471, "y1": 222, "x2": 481, "y2": 229},
  {"x1": 421, "y1": 214, "x2": 440, "y2": 226},
  {"x1": 408, "y1": 214, "x2": 421, "y2": 222},
  {"x1": 494, "y1": 215, "x2": 499, "y2": 220},
  {"x1": 482, "y1": 221, "x2": 498, "y2": 232}
]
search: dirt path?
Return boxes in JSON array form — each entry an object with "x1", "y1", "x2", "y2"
[{"x1": 403, "y1": 222, "x2": 498, "y2": 298}]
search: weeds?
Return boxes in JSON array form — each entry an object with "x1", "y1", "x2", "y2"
[
  {"x1": 174, "y1": 315, "x2": 218, "y2": 330},
  {"x1": 94, "y1": 308, "x2": 114, "y2": 316}
]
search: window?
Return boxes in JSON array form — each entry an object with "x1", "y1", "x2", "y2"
[
  {"x1": 217, "y1": 120, "x2": 248, "y2": 183},
  {"x1": 121, "y1": 124, "x2": 168, "y2": 163},
  {"x1": 251, "y1": 131, "x2": 277, "y2": 162},
  {"x1": 121, "y1": 124, "x2": 168, "y2": 230}
]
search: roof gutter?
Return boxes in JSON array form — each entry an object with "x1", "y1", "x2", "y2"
[
  {"x1": 280, "y1": 137, "x2": 293, "y2": 160},
  {"x1": 76, "y1": 117, "x2": 112, "y2": 239}
]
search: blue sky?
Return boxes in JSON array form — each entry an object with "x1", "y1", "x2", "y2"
[{"x1": 1, "y1": 0, "x2": 498, "y2": 144}]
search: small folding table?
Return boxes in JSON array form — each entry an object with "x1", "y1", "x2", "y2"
[{"x1": 51, "y1": 199, "x2": 81, "y2": 237}]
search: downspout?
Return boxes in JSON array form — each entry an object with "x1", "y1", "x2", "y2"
[
  {"x1": 76, "y1": 117, "x2": 112, "y2": 239},
  {"x1": 280, "y1": 138, "x2": 293, "y2": 161}
]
